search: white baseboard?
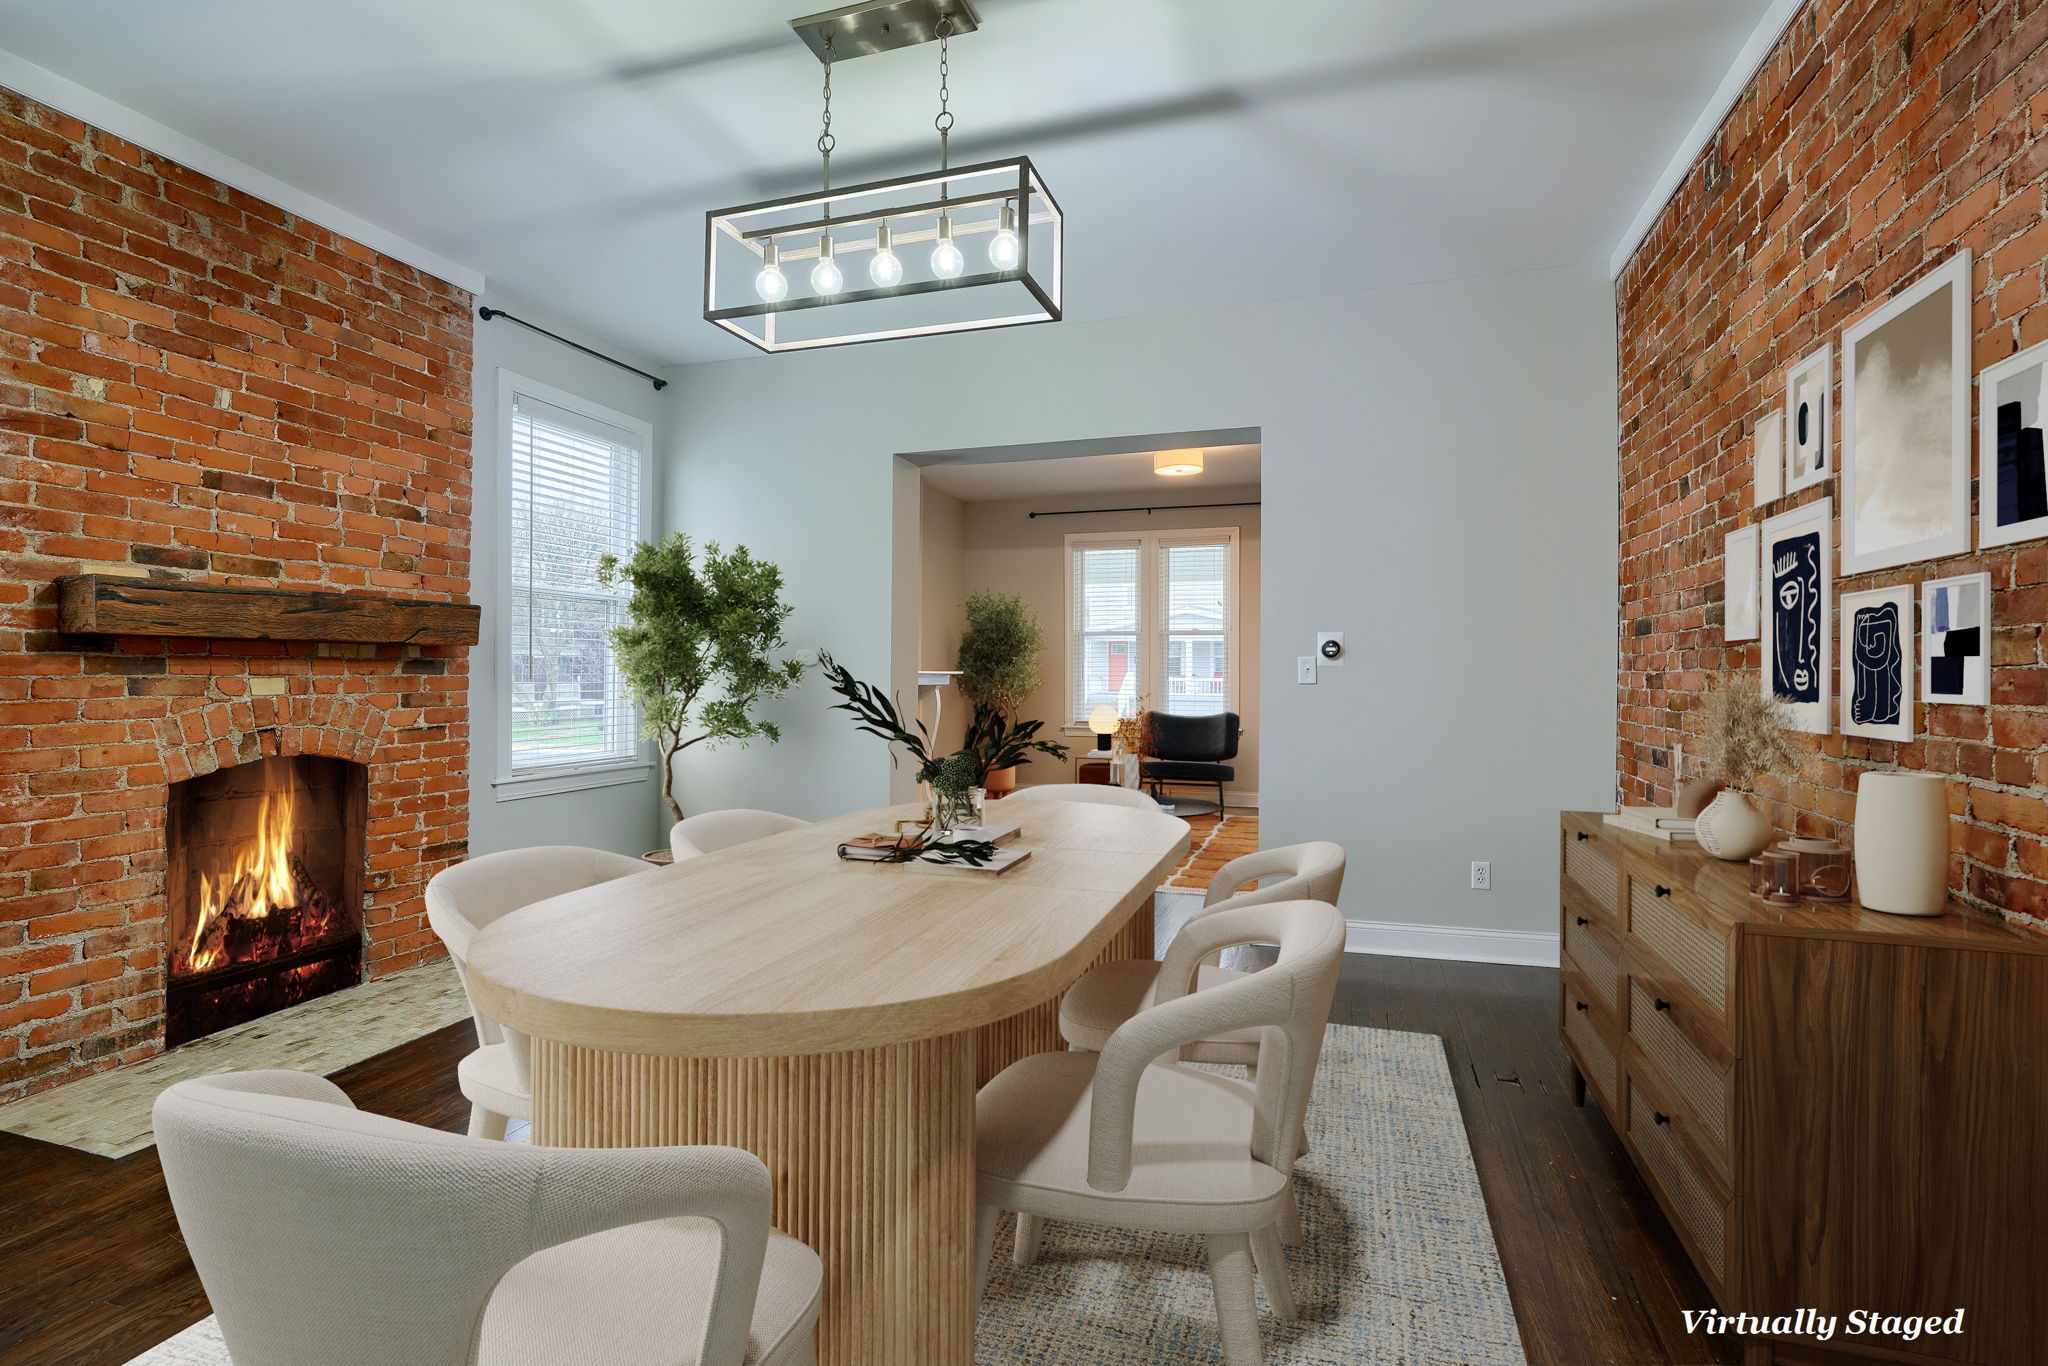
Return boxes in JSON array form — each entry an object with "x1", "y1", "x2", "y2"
[{"x1": 1344, "y1": 918, "x2": 1560, "y2": 968}]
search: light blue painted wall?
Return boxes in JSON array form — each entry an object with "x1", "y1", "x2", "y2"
[{"x1": 660, "y1": 264, "x2": 1619, "y2": 936}]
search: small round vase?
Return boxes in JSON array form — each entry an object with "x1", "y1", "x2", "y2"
[
  {"x1": 1853, "y1": 773, "x2": 1949, "y2": 916},
  {"x1": 1695, "y1": 790, "x2": 1773, "y2": 861}
]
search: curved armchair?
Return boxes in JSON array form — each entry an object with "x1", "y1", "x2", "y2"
[
  {"x1": 670, "y1": 808, "x2": 810, "y2": 860},
  {"x1": 1003, "y1": 783, "x2": 1160, "y2": 811},
  {"x1": 154, "y1": 1070, "x2": 822, "y2": 1366},
  {"x1": 976, "y1": 901, "x2": 1348, "y2": 1366},
  {"x1": 425, "y1": 845, "x2": 647, "y2": 1138},
  {"x1": 1141, "y1": 711, "x2": 1241, "y2": 812}
]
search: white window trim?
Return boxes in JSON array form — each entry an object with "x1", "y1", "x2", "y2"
[
  {"x1": 1064, "y1": 527, "x2": 1240, "y2": 727},
  {"x1": 492, "y1": 368, "x2": 655, "y2": 802}
]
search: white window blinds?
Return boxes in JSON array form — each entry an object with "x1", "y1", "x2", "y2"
[
  {"x1": 1159, "y1": 537, "x2": 1231, "y2": 717},
  {"x1": 1067, "y1": 529, "x2": 1237, "y2": 724},
  {"x1": 1071, "y1": 540, "x2": 1141, "y2": 721},
  {"x1": 507, "y1": 393, "x2": 642, "y2": 772}
]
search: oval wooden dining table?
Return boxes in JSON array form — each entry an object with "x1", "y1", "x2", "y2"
[{"x1": 463, "y1": 799, "x2": 1190, "y2": 1366}]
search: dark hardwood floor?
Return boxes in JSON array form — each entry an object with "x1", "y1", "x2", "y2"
[{"x1": 0, "y1": 955, "x2": 1736, "y2": 1366}]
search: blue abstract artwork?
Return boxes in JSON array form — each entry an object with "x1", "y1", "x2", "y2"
[
  {"x1": 1770, "y1": 530, "x2": 1822, "y2": 704},
  {"x1": 1849, "y1": 605, "x2": 1902, "y2": 725}
]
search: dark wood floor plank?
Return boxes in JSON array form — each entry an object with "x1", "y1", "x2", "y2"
[{"x1": 0, "y1": 964, "x2": 1732, "y2": 1366}]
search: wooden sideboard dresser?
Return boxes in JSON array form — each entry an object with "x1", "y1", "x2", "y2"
[{"x1": 1557, "y1": 811, "x2": 2048, "y2": 1366}]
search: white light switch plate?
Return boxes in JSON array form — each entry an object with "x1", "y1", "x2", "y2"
[{"x1": 1296, "y1": 656, "x2": 1317, "y2": 685}]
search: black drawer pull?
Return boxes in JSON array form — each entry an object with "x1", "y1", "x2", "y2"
[
  {"x1": 1574, "y1": 1001, "x2": 1588, "y2": 1013},
  {"x1": 1654, "y1": 885, "x2": 1671, "y2": 898},
  {"x1": 1654, "y1": 998, "x2": 1671, "y2": 1013},
  {"x1": 1575, "y1": 831, "x2": 1589, "y2": 842},
  {"x1": 1575, "y1": 915, "x2": 1589, "y2": 927},
  {"x1": 1653, "y1": 1111, "x2": 1671, "y2": 1126}
]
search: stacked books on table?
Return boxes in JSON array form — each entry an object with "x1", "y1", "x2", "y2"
[
  {"x1": 837, "y1": 822, "x2": 1032, "y2": 874},
  {"x1": 1603, "y1": 806, "x2": 1697, "y2": 842}
]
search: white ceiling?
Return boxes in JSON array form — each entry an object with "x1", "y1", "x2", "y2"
[
  {"x1": 0, "y1": 0, "x2": 1773, "y2": 366},
  {"x1": 922, "y1": 443, "x2": 1259, "y2": 502}
]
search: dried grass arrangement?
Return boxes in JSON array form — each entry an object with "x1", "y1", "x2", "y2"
[{"x1": 1699, "y1": 671, "x2": 1800, "y2": 790}]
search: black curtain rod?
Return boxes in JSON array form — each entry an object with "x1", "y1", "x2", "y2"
[
  {"x1": 1027, "y1": 500, "x2": 1260, "y2": 519},
  {"x1": 477, "y1": 307, "x2": 669, "y2": 391}
]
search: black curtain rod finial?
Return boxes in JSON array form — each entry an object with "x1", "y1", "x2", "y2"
[{"x1": 477, "y1": 306, "x2": 669, "y2": 391}]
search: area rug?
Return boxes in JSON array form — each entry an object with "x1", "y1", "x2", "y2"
[
  {"x1": 125, "y1": 1025, "x2": 1525, "y2": 1366},
  {"x1": 0, "y1": 958, "x2": 470, "y2": 1158},
  {"x1": 1165, "y1": 812, "x2": 1259, "y2": 890}
]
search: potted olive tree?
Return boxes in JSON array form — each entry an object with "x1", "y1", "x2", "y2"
[
  {"x1": 955, "y1": 591, "x2": 1065, "y2": 793},
  {"x1": 597, "y1": 534, "x2": 805, "y2": 827}
]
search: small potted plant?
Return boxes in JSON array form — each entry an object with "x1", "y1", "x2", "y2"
[
  {"x1": 1693, "y1": 672, "x2": 1800, "y2": 861},
  {"x1": 955, "y1": 591, "x2": 1059, "y2": 793}
]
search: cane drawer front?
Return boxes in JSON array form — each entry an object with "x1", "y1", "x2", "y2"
[
  {"x1": 1561, "y1": 971, "x2": 1621, "y2": 1110},
  {"x1": 1563, "y1": 831, "x2": 1621, "y2": 921},
  {"x1": 1563, "y1": 913, "x2": 1623, "y2": 1012},
  {"x1": 1628, "y1": 1072, "x2": 1730, "y2": 1287},
  {"x1": 1628, "y1": 980, "x2": 1731, "y2": 1153},
  {"x1": 1629, "y1": 880, "x2": 1729, "y2": 1019}
]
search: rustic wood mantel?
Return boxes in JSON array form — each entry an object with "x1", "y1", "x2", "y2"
[{"x1": 56, "y1": 575, "x2": 481, "y2": 646}]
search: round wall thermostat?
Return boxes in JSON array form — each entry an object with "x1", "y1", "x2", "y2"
[{"x1": 1319, "y1": 637, "x2": 1343, "y2": 660}]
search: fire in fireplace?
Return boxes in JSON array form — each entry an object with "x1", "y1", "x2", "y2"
[{"x1": 164, "y1": 755, "x2": 366, "y2": 1047}]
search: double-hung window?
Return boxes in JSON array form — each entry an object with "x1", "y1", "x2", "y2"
[
  {"x1": 1067, "y1": 528, "x2": 1238, "y2": 724},
  {"x1": 500, "y1": 374, "x2": 651, "y2": 792}
]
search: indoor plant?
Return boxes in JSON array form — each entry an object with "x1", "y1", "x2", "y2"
[
  {"x1": 955, "y1": 591, "x2": 1060, "y2": 792},
  {"x1": 597, "y1": 534, "x2": 806, "y2": 825},
  {"x1": 1694, "y1": 672, "x2": 1800, "y2": 861}
]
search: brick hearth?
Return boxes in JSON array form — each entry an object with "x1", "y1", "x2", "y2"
[{"x1": 0, "y1": 88, "x2": 475, "y2": 1100}]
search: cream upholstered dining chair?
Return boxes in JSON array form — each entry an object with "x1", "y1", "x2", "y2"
[
  {"x1": 670, "y1": 808, "x2": 810, "y2": 860},
  {"x1": 974, "y1": 900, "x2": 1348, "y2": 1366},
  {"x1": 155, "y1": 1070, "x2": 822, "y2": 1366},
  {"x1": 425, "y1": 845, "x2": 647, "y2": 1139},
  {"x1": 1059, "y1": 841, "x2": 1348, "y2": 1065},
  {"x1": 1002, "y1": 782, "x2": 1159, "y2": 810}
]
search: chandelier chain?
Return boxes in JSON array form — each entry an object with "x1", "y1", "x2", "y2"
[
  {"x1": 934, "y1": 13, "x2": 954, "y2": 173},
  {"x1": 818, "y1": 33, "x2": 835, "y2": 194}
]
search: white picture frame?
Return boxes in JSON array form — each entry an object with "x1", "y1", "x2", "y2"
[
  {"x1": 1840, "y1": 250, "x2": 1972, "y2": 574},
  {"x1": 1785, "y1": 344, "x2": 1831, "y2": 495},
  {"x1": 1760, "y1": 497, "x2": 1832, "y2": 734},
  {"x1": 1921, "y1": 571, "x2": 1991, "y2": 706},
  {"x1": 1724, "y1": 526, "x2": 1760, "y2": 641},
  {"x1": 1839, "y1": 584, "x2": 1914, "y2": 741},
  {"x1": 1753, "y1": 409, "x2": 1784, "y2": 505},
  {"x1": 1977, "y1": 336, "x2": 2048, "y2": 549}
]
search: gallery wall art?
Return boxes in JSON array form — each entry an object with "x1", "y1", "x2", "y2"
[
  {"x1": 1977, "y1": 338, "x2": 2048, "y2": 549},
  {"x1": 1840, "y1": 251, "x2": 1972, "y2": 573},
  {"x1": 1921, "y1": 571, "x2": 1990, "y2": 705},
  {"x1": 1785, "y1": 345, "x2": 1831, "y2": 495},
  {"x1": 1724, "y1": 526, "x2": 1760, "y2": 641},
  {"x1": 1754, "y1": 410, "x2": 1784, "y2": 505},
  {"x1": 1840, "y1": 585, "x2": 1914, "y2": 740},
  {"x1": 1760, "y1": 497, "x2": 1832, "y2": 734}
]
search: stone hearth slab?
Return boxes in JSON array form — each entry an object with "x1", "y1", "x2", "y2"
[{"x1": 0, "y1": 959, "x2": 470, "y2": 1158}]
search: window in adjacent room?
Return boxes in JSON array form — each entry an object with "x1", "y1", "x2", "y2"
[{"x1": 1067, "y1": 528, "x2": 1237, "y2": 724}]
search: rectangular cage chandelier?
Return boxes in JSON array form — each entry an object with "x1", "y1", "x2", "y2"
[{"x1": 704, "y1": 0, "x2": 1062, "y2": 353}]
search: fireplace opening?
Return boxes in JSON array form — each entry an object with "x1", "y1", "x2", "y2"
[{"x1": 165, "y1": 755, "x2": 367, "y2": 1047}]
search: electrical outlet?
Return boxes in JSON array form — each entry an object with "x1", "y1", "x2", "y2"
[
  {"x1": 1470, "y1": 861, "x2": 1491, "y2": 891},
  {"x1": 1296, "y1": 656, "x2": 1318, "y2": 685}
]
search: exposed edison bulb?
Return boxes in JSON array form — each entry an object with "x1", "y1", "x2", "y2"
[
  {"x1": 931, "y1": 213, "x2": 965, "y2": 280},
  {"x1": 754, "y1": 241, "x2": 789, "y2": 303},
  {"x1": 869, "y1": 223, "x2": 904, "y2": 288},
  {"x1": 809, "y1": 235, "x2": 843, "y2": 295},
  {"x1": 988, "y1": 202, "x2": 1020, "y2": 270}
]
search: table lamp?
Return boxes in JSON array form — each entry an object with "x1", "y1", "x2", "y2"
[{"x1": 1088, "y1": 705, "x2": 1120, "y2": 753}]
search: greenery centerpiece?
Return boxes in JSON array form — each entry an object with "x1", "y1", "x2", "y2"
[
  {"x1": 597, "y1": 534, "x2": 805, "y2": 825},
  {"x1": 955, "y1": 591, "x2": 1067, "y2": 790}
]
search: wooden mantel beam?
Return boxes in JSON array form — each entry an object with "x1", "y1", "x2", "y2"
[{"x1": 56, "y1": 575, "x2": 481, "y2": 647}]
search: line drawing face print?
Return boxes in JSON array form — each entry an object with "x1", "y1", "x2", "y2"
[
  {"x1": 1771, "y1": 531, "x2": 1821, "y2": 703},
  {"x1": 1850, "y1": 601, "x2": 1903, "y2": 725}
]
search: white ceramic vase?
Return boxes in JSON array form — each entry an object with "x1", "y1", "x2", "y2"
[
  {"x1": 1695, "y1": 790, "x2": 1773, "y2": 861},
  {"x1": 1853, "y1": 773, "x2": 1949, "y2": 916}
]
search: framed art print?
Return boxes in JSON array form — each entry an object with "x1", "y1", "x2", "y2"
[
  {"x1": 1725, "y1": 525, "x2": 1760, "y2": 641},
  {"x1": 1921, "y1": 571, "x2": 1990, "y2": 705},
  {"x1": 1754, "y1": 409, "x2": 1784, "y2": 505},
  {"x1": 1840, "y1": 585, "x2": 1914, "y2": 740},
  {"x1": 1978, "y1": 337, "x2": 2048, "y2": 548},
  {"x1": 1840, "y1": 251, "x2": 1972, "y2": 574},
  {"x1": 1760, "y1": 497, "x2": 1832, "y2": 734},
  {"x1": 1785, "y1": 344, "x2": 1831, "y2": 495}
]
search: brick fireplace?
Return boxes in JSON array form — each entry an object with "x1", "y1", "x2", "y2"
[{"x1": 0, "y1": 88, "x2": 476, "y2": 1101}]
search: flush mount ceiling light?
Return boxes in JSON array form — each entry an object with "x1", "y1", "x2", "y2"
[
  {"x1": 704, "y1": 0, "x2": 1062, "y2": 353},
  {"x1": 1154, "y1": 449, "x2": 1204, "y2": 477}
]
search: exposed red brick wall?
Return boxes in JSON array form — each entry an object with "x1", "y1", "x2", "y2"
[
  {"x1": 0, "y1": 88, "x2": 475, "y2": 1098},
  {"x1": 1618, "y1": 0, "x2": 2048, "y2": 930}
]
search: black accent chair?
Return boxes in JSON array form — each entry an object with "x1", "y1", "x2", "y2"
[{"x1": 1141, "y1": 711, "x2": 1240, "y2": 813}]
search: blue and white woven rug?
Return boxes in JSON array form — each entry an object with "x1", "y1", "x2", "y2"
[{"x1": 130, "y1": 1025, "x2": 1523, "y2": 1366}]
